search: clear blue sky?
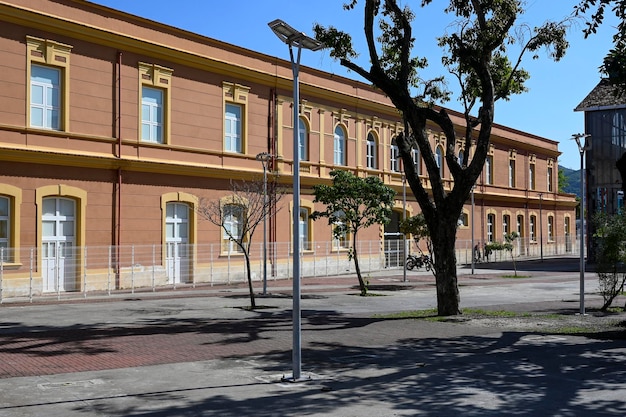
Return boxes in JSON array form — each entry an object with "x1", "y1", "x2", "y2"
[{"x1": 89, "y1": 0, "x2": 617, "y2": 170}]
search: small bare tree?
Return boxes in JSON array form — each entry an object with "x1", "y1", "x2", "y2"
[{"x1": 197, "y1": 176, "x2": 282, "y2": 309}]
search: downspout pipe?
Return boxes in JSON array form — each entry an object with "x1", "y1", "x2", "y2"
[{"x1": 116, "y1": 51, "x2": 123, "y2": 287}]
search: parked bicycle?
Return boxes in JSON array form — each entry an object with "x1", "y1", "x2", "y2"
[{"x1": 405, "y1": 253, "x2": 432, "y2": 271}]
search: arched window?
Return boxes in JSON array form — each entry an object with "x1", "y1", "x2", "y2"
[
  {"x1": 548, "y1": 215, "x2": 554, "y2": 241},
  {"x1": 299, "y1": 117, "x2": 309, "y2": 161},
  {"x1": 435, "y1": 146, "x2": 443, "y2": 176},
  {"x1": 334, "y1": 125, "x2": 346, "y2": 166},
  {"x1": 223, "y1": 204, "x2": 244, "y2": 253},
  {"x1": 0, "y1": 196, "x2": 9, "y2": 261},
  {"x1": 485, "y1": 155, "x2": 493, "y2": 184},
  {"x1": 530, "y1": 215, "x2": 536, "y2": 241},
  {"x1": 366, "y1": 132, "x2": 377, "y2": 169},
  {"x1": 503, "y1": 214, "x2": 510, "y2": 236},
  {"x1": 487, "y1": 213, "x2": 495, "y2": 242},
  {"x1": 412, "y1": 147, "x2": 420, "y2": 175},
  {"x1": 300, "y1": 207, "x2": 310, "y2": 250},
  {"x1": 390, "y1": 137, "x2": 400, "y2": 172}
]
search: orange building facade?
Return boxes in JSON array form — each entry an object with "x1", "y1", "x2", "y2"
[{"x1": 0, "y1": 0, "x2": 577, "y2": 298}]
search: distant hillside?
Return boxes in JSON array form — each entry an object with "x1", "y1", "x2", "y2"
[{"x1": 559, "y1": 166, "x2": 580, "y2": 197}]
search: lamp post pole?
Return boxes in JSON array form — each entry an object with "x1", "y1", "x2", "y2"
[
  {"x1": 471, "y1": 186, "x2": 475, "y2": 274},
  {"x1": 269, "y1": 19, "x2": 322, "y2": 381},
  {"x1": 539, "y1": 193, "x2": 543, "y2": 261},
  {"x1": 402, "y1": 172, "x2": 407, "y2": 282},
  {"x1": 572, "y1": 133, "x2": 591, "y2": 315},
  {"x1": 256, "y1": 152, "x2": 272, "y2": 295}
]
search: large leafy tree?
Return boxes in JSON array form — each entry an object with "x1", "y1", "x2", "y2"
[
  {"x1": 576, "y1": 0, "x2": 626, "y2": 91},
  {"x1": 310, "y1": 169, "x2": 396, "y2": 296},
  {"x1": 315, "y1": 0, "x2": 567, "y2": 315}
]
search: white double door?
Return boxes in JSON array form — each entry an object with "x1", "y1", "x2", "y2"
[
  {"x1": 166, "y1": 202, "x2": 190, "y2": 284},
  {"x1": 42, "y1": 198, "x2": 76, "y2": 292}
]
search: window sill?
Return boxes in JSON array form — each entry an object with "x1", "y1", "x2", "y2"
[{"x1": 0, "y1": 262, "x2": 24, "y2": 270}]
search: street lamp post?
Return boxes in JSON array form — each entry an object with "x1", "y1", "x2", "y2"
[
  {"x1": 471, "y1": 186, "x2": 475, "y2": 274},
  {"x1": 256, "y1": 152, "x2": 272, "y2": 296},
  {"x1": 572, "y1": 133, "x2": 591, "y2": 315},
  {"x1": 539, "y1": 193, "x2": 543, "y2": 261},
  {"x1": 402, "y1": 172, "x2": 407, "y2": 283},
  {"x1": 268, "y1": 19, "x2": 323, "y2": 382}
]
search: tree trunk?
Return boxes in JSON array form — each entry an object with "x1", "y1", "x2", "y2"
[
  {"x1": 430, "y1": 217, "x2": 460, "y2": 316},
  {"x1": 352, "y1": 233, "x2": 367, "y2": 296},
  {"x1": 244, "y1": 252, "x2": 256, "y2": 309}
]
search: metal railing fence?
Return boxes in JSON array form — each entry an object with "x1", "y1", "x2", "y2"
[{"x1": 0, "y1": 234, "x2": 582, "y2": 303}]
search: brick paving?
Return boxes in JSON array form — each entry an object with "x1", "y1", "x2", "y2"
[
  {"x1": 0, "y1": 314, "x2": 297, "y2": 379},
  {"x1": 0, "y1": 258, "x2": 584, "y2": 380}
]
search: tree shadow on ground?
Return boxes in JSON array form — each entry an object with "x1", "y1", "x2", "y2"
[{"x1": 64, "y1": 330, "x2": 626, "y2": 417}]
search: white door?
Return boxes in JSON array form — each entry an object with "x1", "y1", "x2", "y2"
[
  {"x1": 42, "y1": 198, "x2": 76, "y2": 292},
  {"x1": 166, "y1": 202, "x2": 189, "y2": 284}
]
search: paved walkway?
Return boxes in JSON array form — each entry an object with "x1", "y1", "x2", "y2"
[{"x1": 0, "y1": 257, "x2": 624, "y2": 416}]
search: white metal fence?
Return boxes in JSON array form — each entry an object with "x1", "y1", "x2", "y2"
[{"x1": 0, "y1": 234, "x2": 581, "y2": 303}]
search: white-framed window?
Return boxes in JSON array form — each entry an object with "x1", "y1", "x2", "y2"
[
  {"x1": 509, "y1": 159, "x2": 516, "y2": 188},
  {"x1": 30, "y1": 65, "x2": 61, "y2": 130},
  {"x1": 332, "y1": 210, "x2": 349, "y2": 249},
  {"x1": 366, "y1": 132, "x2": 377, "y2": 169},
  {"x1": 223, "y1": 204, "x2": 244, "y2": 252},
  {"x1": 166, "y1": 202, "x2": 189, "y2": 243},
  {"x1": 547, "y1": 167, "x2": 553, "y2": 192},
  {"x1": 299, "y1": 117, "x2": 308, "y2": 161},
  {"x1": 435, "y1": 146, "x2": 443, "y2": 176},
  {"x1": 225, "y1": 103, "x2": 242, "y2": 153},
  {"x1": 485, "y1": 155, "x2": 493, "y2": 185},
  {"x1": 42, "y1": 197, "x2": 75, "y2": 245},
  {"x1": 299, "y1": 207, "x2": 310, "y2": 251},
  {"x1": 334, "y1": 125, "x2": 346, "y2": 165},
  {"x1": 548, "y1": 215, "x2": 554, "y2": 241},
  {"x1": 27, "y1": 37, "x2": 71, "y2": 132},
  {"x1": 503, "y1": 214, "x2": 510, "y2": 236},
  {"x1": 0, "y1": 196, "x2": 9, "y2": 261},
  {"x1": 530, "y1": 215, "x2": 536, "y2": 241},
  {"x1": 412, "y1": 147, "x2": 420, "y2": 175},
  {"x1": 390, "y1": 137, "x2": 400, "y2": 172},
  {"x1": 517, "y1": 214, "x2": 524, "y2": 238},
  {"x1": 459, "y1": 211, "x2": 469, "y2": 227},
  {"x1": 141, "y1": 86, "x2": 164, "y2": 143},
  {"x1": 487, "y1": 213, "x2": 495, "y2": 242}
]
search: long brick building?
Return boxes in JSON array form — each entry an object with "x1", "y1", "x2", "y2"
[{"x1": 0, "y1": 0, "x2": 577, "y2": 298}]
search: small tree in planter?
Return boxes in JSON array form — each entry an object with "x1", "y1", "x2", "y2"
[
  {"x1": 310, "y1": 170, "x2": 396, "y2": 296},
  {"x1": 484, "y1": 232, "x2": 519, "y2": 275},
  {"x1": 592, "y1": 211, "x2": 626, "y2": 311}
]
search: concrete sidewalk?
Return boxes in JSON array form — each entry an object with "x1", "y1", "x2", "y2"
[{"x1": 0, "y1": 257, "x2": 625, "y2": 416}]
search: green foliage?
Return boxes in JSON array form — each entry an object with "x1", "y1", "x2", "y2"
[
  {"x1": 485, "y1": 232, "x2": 519, "y2": 253},
  {"x1": 311, "y1": 169, "x2": 396, "y2": 296},
  {"x1": 399, "y1": 213, "x2": 429, "y2": 239},
  {"x1": 314, "y1": 1, "x2": 568, "y2": 316},
  {"x1": 558, "y1": 166, "x2": 569, "y2": 193},
  {"x1": 310, "y1": 170, "x2": 396, "y2": 238},
  {"x1": 576, "y1": 0, "x2": 626, "y2": 94},
  {"x1": 592, "y1": 210, "x2": 626, "y2": 311}
]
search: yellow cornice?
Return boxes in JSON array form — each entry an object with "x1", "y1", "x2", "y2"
[
  {"x1": 0, "y1": 3, "x2": 398, "y2": 118},
  {"x1": 0, "y1": 144, "x2": 263, "y2": 180}
]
